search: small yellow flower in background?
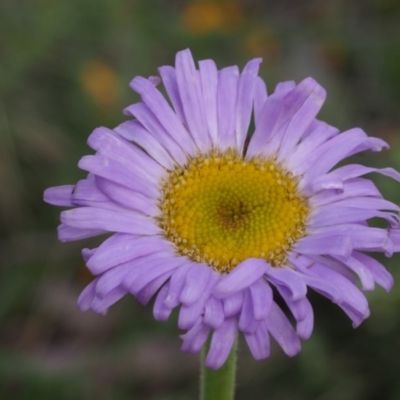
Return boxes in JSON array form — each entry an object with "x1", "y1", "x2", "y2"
[
  {"x1": 80, "y1": 61, "x2": 118, "y2": 110},
  {"x1": 244, "y1": 26, "x2": 281, "y2": 64},
  {"x1": 182, "y1": 0, "x2": 242, "y2": 35}
]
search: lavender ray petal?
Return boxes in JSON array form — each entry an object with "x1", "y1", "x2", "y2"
[
  {"x1": 253, "y1": 77, "x2": 267, "y2": 126},
  {"x1": 44, "y1": 185, "x2": 74, "y2": 207},
  {"x1": 244, "y1": 321, "x2": 270, "y2": 360},
  {"x1": 238, "y1": 288, "x2": 258, "y2": 333},
  {"x1": 158, "y1": 65, "x2": 186, "y2": 124},
  {"x1": 87, "y1": 233, "x2": 172, "y2": 274},
  {"x1": 217, "y1": 66, "x2": 239, "y2": 150},
  {"x1": 205, "y1": 318, "x2": 238, "y2": 370},
  {"x1": 175, "y1": 49, "x2": 210, "y2": 151},
  {"x1": 124, "y1": 102, "x2": 187, "y2": 164},
  {"x1": 277, "y1": 80, "x2": 326, "y2": 161},
  {"x1": 137, "y1": 270, "x2": 174, "y2": 306},
  {"x1": 181, "y1": 319, "x2": 211, "y2": 354},
  {"x1": 266, "y1": 267, "x2": 307, "y2": 301},
  {"x1": 77, "y1": 279, "x2": 98, "y2": 311},
  {"x1": 57, "y1": 224, "x2": 106, "y2": 242},
  {"x1": 236, "y1": 58, "x2": 262, "y2": 151},
  {"x1": 91, "y1": 286, "x2": 127, "y2": 314},
  {"x1": 124, "y1": 255, "x2": 184, "y2": 295},
  {"x1": 87, "y1": 127, "x2": 165, "y2": 182},
  {"x1": 266, "y1": 302, "x2": 301, "y2": 357},
  {"x1": 204, "y1": 295, "x2": 225, "y2": 329},
  {"x1": 61, "y1": 207, "x2": 161, "y2": 237},
  {"x1": 249, "y1": 279, "x2": 273, "y2": 321},
  {"x1": 78, "y1": 154, "x2": 159, "y2": 199},
  {"x1": 223, "y1": 291, "x2": 244, "y2": 318},
  {"x1": 199, "y1": 59, "x2": 219, "y2": 145},
  {"x1": 180, "y1": 263, "x2": 212, "y2": 306},
  {"x1": 95, "y1": 176, "x2": 160, "y2": 216},
  {"x1": 153, "y1": 284, "x2": 173, "y2": 321},
  {"x1": 114, "y1": 120, "x2": 174, "y2": 169},
  {"x1": 178, "y1": 271, "x2": 220, "y2": 330},
  {"x1": 213, "y1": 258, "x2": 269, "y2": 298},
  {"x1": 164, "y1": 263, "x2": 193, "y2": 308},
  {"x1": 353, "y1": 251, "x2": 394, "y2": 292}
]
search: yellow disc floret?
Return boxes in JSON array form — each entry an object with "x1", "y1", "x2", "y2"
[{"x1": 157, "y1": 150, "x2": 310, "y2": 273}]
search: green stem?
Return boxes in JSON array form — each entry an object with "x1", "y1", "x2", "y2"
[{"x1": 200, "y1": 337, "x2": 238, "y2": 400}]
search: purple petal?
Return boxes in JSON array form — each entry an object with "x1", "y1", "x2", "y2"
[
  {"x1": 180, "y1": 263, "x2": 212, "y2": 306},
  {"x1": 77, "y1": 279, "x2": 98, "y2": 311},
  {"x1": 310, "y1": 207, "x2": 398, "y2": 229},
  {"x1": 266, "y1": 267, "x2": 307, "y2": 301},
  {"x1": 213, "y1": 258, "x2": 269, "y2": 298},
  {"x1": 274, "y1": 81, "x2": 296, "y2": 94},
  {"x1": 204, "y1": 295, "x2": 225, "y2": 329},
  {"x1": 87, "y1": 233, "x2": 172, "y2": 274},
  {"x1": 87, "y1": 127, "x2": 165, "y2": 183},
  {"x1": 254, "y1": 76, "x2": 267, "y2": 126},
  {"x1": 217, "y1": 66, "x2": 239, "y2": 150},
  {"x1": 78, "y1": 154, "x2": 159, "y2": 199},
  {"x1": 81, "y1": 247, "x2": 96, "y2": 262},
  {"x1": 325, "y1": 197, "x2": 399, "y2": 212},
  {"x1": 287, "y1": 120, "x2": 340, "y2": 172},
  {"x1": 205, "y1": 318, "x2": 238, "y2": 369},
  {"x1": 238, "y1": 289, "x2": 258, "y2": 333},
  {"x1": 180, "y1": 319, "x2": 211, "y2": 354},
  {"x1": 249, "y1": 279, "x2": 273, "y2": 321},
  {"x1": 136, "y1": 270, "x2": 174, "y2": 306},
  {"x1": 61, "y1": 207, "x2": 161, "y2": 236},
  {"x1": 158, "y1": 66, "x2": 186, "y2": 124},
  {"x1": 95, "y1": 176, "x2": 160, "y2": 216},
  {"x1": 95, "y1": 262, "x2": 133, "y2": 296},
  {"x1": 244, "y1": 321, "x2": 270, "y2": 360},
  {"x1": 124, "y1": 102, "x2": 187, "y2": 165},
  {"x1": 314, "y1": 224, "x2": 391, "y2": 255},
  {"x1": 307, "y1": 263, "x2": 370, "y2": 327},
  {"x1": 175, "y1": 49, "x2": 209, "y2": 151},
  {"x1": 114, "y1": 120, "x2": 174, "y2": 169},
  {"x1": 71, "y1": 176, "x2": 126, "y2": 211},
  {"x1": 153, "y1": 284, "x2": 173, "y2": 321},
  {"x1": 44, "y1": 185, "x2": 74, "y2": 207},
  {"x1": 130, "y1": 76, "x2": 197, "y2": 155},
  {"x1": 295, "y1": 233, "x2": 353, "y2": 260},
  {"x1": 337, "y1": 255, "x2": 375, "y2": 291},
  {"x1": 277, "y1": 80, "x2": 326, "y2": 161},
  {"x1": 303, "y1": 173, "x2": 344, "y2": 194},
  {"x1": 223, "y1": 291, "x2": 244, "y2": 318},
  {"x1": 352, "y1": 251, "x2": 393, "y2": 292},
  {"x1": 178, "y1": 271, "x2": 220, "y2": 330},
  {"x1": 164, "y1": 263, "x2": 192, "y2": 308},
  {"x1": 91, "y1": 286, "x2": 127, "y2": 314},
  {"x1": 57, "y1": 224, "x2": 106, "y2": 242},
  {"x1": 311, "y1": 178, "x2": 382, "y2": 207},
  {"x1": 266, "y1": 302, "x2": 301, "y2": 356},
  {"x1": 236, "y1": 58, "x2": 262, "y2": 150},
  {"x1": 328, "y1": 164, "x2": 400, "y2": 182},
  {"x1": 199, "y1": 59, "x2": 219, "y2": 145},
  {"x1": 275, "y1": 285, "x2": 314, "y2": 339},
  {"x1": 124, "y1": 255, "x2": 184, "y2": 295},
  {"x1": 300, "y1": 128, "x2": 388, "y2": 181}
]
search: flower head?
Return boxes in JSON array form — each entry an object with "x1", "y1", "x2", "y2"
[{"x1": 44, "y1": 49, "x2": 400, "y2": 369}]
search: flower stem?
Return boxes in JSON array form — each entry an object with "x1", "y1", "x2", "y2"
[{"x1": 200, "y1": 337, "x2": 238, "y2": 400}]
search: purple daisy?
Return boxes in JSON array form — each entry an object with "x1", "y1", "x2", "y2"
[{"x1": 44, "y1": 49, "x2": 400, "y2": 370}]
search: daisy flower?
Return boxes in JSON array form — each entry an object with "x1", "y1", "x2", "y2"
[{"x1": 44, "y1": 49, "x2": 400, "y2": 370}]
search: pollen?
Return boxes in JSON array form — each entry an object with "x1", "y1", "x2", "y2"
[{"x1": 157, "y1": 150, "x2": 310, "y2": 273}]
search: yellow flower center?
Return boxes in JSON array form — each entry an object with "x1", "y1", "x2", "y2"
[{"x1": 158, "y1": 150, "x2": 309, "y2": 273}]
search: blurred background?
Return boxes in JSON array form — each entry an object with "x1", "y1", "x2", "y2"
[{"x1": 1, "y1": 0, "x2": 400, "y2": 399}]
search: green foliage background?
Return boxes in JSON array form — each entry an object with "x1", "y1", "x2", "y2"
[{"x1": 1, "y1": 0, "x2": 400, "y2": 399}]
